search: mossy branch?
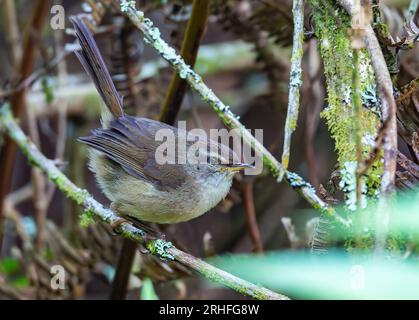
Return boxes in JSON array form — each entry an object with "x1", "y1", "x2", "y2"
[
  {"x1": 338, "y1": 0, "x2": 397, "y2": 196},
  {"x1": 0, "y1": 104, "x2": 289, "y2": 301},
  {"x1": 159, "y1": 0, "x2": 211, "y2": 124},
  {"x1": 282, "y1": 0, "x2": 304, "y2": 169},
  {"x1": 117, "y1": 0, "x2": 351, "y2": 228},
  {"x1": 339, "y1": 0, "x2": 398, "y2": 254}
]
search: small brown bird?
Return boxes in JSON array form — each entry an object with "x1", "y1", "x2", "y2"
[{"x1": 71, "y1": 16, "x2": 250, "y2": 224}]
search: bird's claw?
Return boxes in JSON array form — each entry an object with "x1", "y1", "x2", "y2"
[{"x1": 110, "y1": 217, "x2": 129, "y2": 235}]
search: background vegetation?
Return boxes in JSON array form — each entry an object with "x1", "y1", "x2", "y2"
[{"x1": 0, "y1": 0, "x2": 418, "y2": 299}]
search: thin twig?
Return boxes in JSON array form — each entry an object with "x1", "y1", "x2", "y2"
[
  {"x1": 25, "y1": 37, "x2": 63, "y2": 253},
  {"x1": 24, "y1": 72, "x2": 48, "y2": 252},
  {"x1": 282, "y1": 0, "x2": 304, "y2": 169},
  {"x1": 0, "y1": 104, "x2": 289, "y2": 301},
  {"x1": 0, "y1": 0, "x2": 52, "y2": 250},
  {"x1": 281, "y1": 217, "x2": 301, "y2": 249},
  {"x1": 407, "y1": 0, "x2": 419, "y2": 21},
  {"x1": 350, "y1": 2, "x2": 367, "y2": 208},
  {"x1": 241, "y1": 181, "x2": 264, "y2": 253},
  {"x1": 396, "y1": 77, "x2": 419, "y2": 107},
  {"x1": 0, "y1": 280, "x2": 26, "y2": 300},
  {"x1": 45, "y1": 15, "x2": 69, "y2": 227},
  {"x1": 303, "y1": 39, "x2": 322, "y2": 189},
  {"x1": 159, "y1": 0, "x2": 210, "y2": 123},
  {"x1": 352, "y1": 48, "x2": 363, "y2": 207},
  {"x1": 3, "y1": 185, "x2": 33, "y2": 245},
  {"x1": 117, "y1": 1, "x2": 351, "y2": 228},
  {"x1": 356, "y1": 117, "x2": 390, "y2": 177},
  {"x1": 34, "y1": 33, "x2": 70, "y2": 250},
  {"x1": 397, "y1": 151, "x2": 419, "y2": 178},
  {"x1": 364, "y1": 27, "x2": 397, "y2": 196},
  {"x1": 26, "y1": 41, "x2": 256, "y2": 118},
  {"x1": 46, "y1": 102, "x2": 68, "y2": 203},
  {"x1": 110, "y1": 239, "x2": 138, "y2": 300},
  {"x1": 0, "y1": 50, "x2": 71, "y2": 99},
  {"x1": 3, "y1": 0, "x2": 21, "y2": 68}
]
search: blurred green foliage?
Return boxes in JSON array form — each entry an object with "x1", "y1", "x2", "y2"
[
  {"x1": 140, "y1": 278, "x2": 158, "y2": 300},
  {"x1": 211, "y1": 188, "x2": 419, "y2": 299}
]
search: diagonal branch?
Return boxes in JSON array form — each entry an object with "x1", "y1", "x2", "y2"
[{"x1": 0, "y1": 104, "x2": 289, "y2": 301}]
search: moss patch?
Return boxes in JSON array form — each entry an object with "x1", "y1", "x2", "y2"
[{"x1": 310, "y1": 0, "x2": 382, "y2": 198}]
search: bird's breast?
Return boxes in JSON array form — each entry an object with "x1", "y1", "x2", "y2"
[{"x1": 89, "y1": 150, "x2": 233, "y2": 223}]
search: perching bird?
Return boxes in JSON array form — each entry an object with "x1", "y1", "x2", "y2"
[{"x1": 71, "y1": 16, "x2": 251, "y2": 224}]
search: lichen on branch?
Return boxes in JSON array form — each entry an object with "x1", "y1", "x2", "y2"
[
  {"x1": 282, "y1": 0, "x2": 305, "y2": 169},
  {"x1": 309, "y1": 0, "x2": 382, "y2": 209}
]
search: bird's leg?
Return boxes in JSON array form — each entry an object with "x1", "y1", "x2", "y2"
[
  {"x1": 109, "y1": 202, "x2": 130, "y2": 234},
  {"x1": 124, "y1": 215, "x2": 166, "y2": 240},
  {"x1": 110, "y1": 203, "x2": 165, "y2": 240}
]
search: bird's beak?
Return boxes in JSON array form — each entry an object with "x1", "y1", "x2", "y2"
[{"x1": 219, "y1": 163, "x2": 254, "y2": 172}]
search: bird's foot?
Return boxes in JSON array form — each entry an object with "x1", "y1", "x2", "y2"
[
  {"x1": 110, "y1": 217, "x2": 129, "y2": 235},
  {"x1": 109, "y1": 203, "x2": 165, "y2": 240},
  {"x1": 123, "y1": 216, "x2": 165, "y2": 240}
]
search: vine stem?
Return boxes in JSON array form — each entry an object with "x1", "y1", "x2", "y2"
[
  {"x1": 116, "y1": 0, "x2": 351, "y2": 228},
  {"x1": 0, "y1": 104, "x2": 289, "y2": 301},
  {"x1": 282, "y1": 0, "x2": 304, "y2": 169},
  {"x1": 242, "y1": 181, "x2": 264, "y2": 253}
]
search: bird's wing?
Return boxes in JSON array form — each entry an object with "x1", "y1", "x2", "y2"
[{"x1": 79, "y1": 116, "x2": 188, "y2": 190}]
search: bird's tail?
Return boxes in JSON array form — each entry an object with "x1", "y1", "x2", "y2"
[{"x1": 70, "y1": 16, "x2": 124, "y2": 122}]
